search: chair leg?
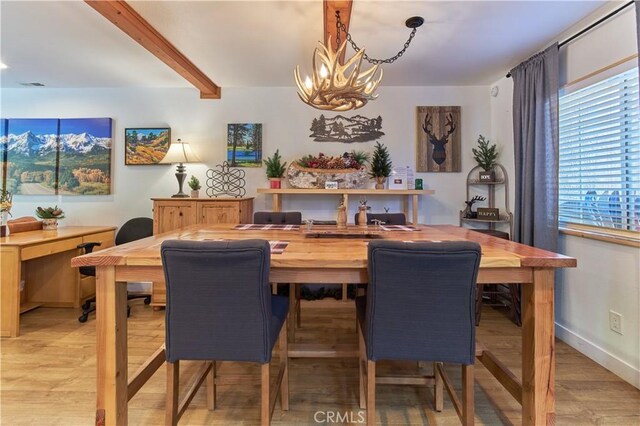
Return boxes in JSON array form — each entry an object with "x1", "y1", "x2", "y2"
[
  {"x1": 462, "y1": 364, "x2": 475, "y2": 426},
  {"x1": 475, "y1": 284, "x2": 484, "y2": 326},
  {"x1": 357, "y1": 321, "x2": 366, "y2": 409},
  {"x1": 288, "y1": 284, "x2": 296, "y2": 341},
  {"x1": 166, "y1": 360, "x2": 180, "y2": 426},
  {"x1": 261, "y1": 363, "x2": 270, "y2": 426},
  {"x1": 206, "y1": 361, "x2": 216, "y2": 410},
  {"x1": 295, "y1": 285, "x2": 301, "y2": 328},
  {"x1": 508, "y1": 284, "x2": 522, "y2": 326},
  {"x1": 279, "y1": 319, "x2": 289, "y2": 411},
  {"x1": 366, "y1": 360, "x2": 376, "y2": 426},
  {"x1": 434, "y1": 362, "x2": 443, "y2": 412}
]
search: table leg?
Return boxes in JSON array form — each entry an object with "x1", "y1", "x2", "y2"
[
  {"x1": 412, "y1": 195, "x2": 419, "y2": 225},
  {"x1": 0, "y1": 247, "x2": 21, "y2": 337},
  {"x1": 273, "y1": 194, "x2": 281, "y2": 212},
  {"x1": 521, "y1": 268, "x2": 555, "y2": 425},
  {"x1": 95, "y1": 266, "x2": 128, "y2": 425}
]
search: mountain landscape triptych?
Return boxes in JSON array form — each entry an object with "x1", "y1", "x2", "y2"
[{"x1": 0, "y1": 118, "x2": 112, "y2": 195}]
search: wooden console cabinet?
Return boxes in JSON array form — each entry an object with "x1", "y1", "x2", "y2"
[{"x1": 150, "y1": 197, "x2": 254, "y2": 305}]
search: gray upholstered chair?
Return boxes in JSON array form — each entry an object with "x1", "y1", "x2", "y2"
[
  {"x1": 253, "y1": 211, "x2": 303, "y2": 335},
  {"x1": 254, "y1": 211, "x2": 302, "y2": 225},
  {"x1": 357, "y1": 240, "x2": 481, "y2": 425},
  {"x1": 354, "y1": 212, "x2": 407, "y2": 225},
  {"x1": 161, "y1": 239, "x2": 289, "y2": 426}
]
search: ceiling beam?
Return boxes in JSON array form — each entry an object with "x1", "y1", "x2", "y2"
[
  {"x1": 85, "y1": 0, "x2": 220, "y2": 99},
  {"x1": 323, "y1": 0, "x2": 352, "y2": 64}
]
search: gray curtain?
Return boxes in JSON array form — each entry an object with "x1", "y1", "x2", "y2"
[{"x1": 510, "y1": 43, "x2": 559, "y2": 252}]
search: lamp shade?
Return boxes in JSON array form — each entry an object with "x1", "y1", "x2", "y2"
[{"x1": 159, "y1": 139, "x2": 201, "y2": 164}]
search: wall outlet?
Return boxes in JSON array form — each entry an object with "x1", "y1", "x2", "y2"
[{"x1": 609, "y1": 310, "x2": 623, "y2": 335}]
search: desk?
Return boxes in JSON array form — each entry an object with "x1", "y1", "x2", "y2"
[
  {"x1": 1, "y1": 226, "x2": 115, "y2": 337},
  {"x1": 71, "y1": 224, "x2": 575, "y2": 425}
]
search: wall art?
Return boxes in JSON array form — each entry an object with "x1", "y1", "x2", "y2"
[
  {"x1": 0, "y1": 117, "x2": 112, "y2": 195},
  {"x1": 206, "y1": 161, "x2": 246, "y2": 198},
  {"x1": 416, "y1": 106, "x2": 461, "y2": 172},
  {"x1": 124, "y1": 127, "x2": 170, "y2": 165},
  {"x1": 309, "y1": 114, "x2": 384, "y2": 143},
  {"x1": 227, "y1": 123, "x2": 262, "y2": 167}
]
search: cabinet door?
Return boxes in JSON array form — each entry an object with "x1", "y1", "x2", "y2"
[
  {"x1": 198, "y1": 203, "x2": 240, "y2": 225},
  {"x1": 154, "y1": 202, "x2": 196, "y2": 234}
]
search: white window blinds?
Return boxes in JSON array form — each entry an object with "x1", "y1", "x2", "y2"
[{"x1": 559, "y1": 67, "x2": 640, "y2": 231}]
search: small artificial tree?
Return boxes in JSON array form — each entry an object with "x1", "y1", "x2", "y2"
[
  {"x1": 188, "y1": 176, "x2": 201, "y2": 191},
  {"x1": 471, "y1": 135, "x2": 498, "y2": 171},
  {"x1": 263, "y1": 150, "x2": 287, "y2": 188},
  {"x1": 368, "y1": 142, "x2": 392, "y2": 189}
]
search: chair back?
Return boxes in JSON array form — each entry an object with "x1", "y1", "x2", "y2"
[
  {"x1": 115, "y1": 217, "x2": 154, "y2": 245},
  {"x1": 161, "y1": 239, "x2": 274, "y2": 363},
  {"x1": 254, "y1": 211, "x2": 302, "y2": 225},
  {"x1": 354, "y1": 213, "x2": 407, "y2": 225},
  {"x1": 364, "y1": 240, "x2": 481, "y2": 364}
]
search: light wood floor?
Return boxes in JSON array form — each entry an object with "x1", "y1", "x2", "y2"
[{"x1": 1, "y1": 301, "x2": 639, "y2": 425}]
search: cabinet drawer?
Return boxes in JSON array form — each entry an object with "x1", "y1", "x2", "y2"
[{"x1": 22, "y1": 237, "x2": 83, "y2": 261}]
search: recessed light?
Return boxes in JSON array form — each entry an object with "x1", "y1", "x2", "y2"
[
  {"x1": 0, "y1": 63, "x2": 8, "y2": 70},
  {"x1": 19, "y1": 82, "x2": 45, "y2": 87}
]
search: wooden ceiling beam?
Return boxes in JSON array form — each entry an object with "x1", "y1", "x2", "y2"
[
  {"x1": 323, "y1": 0, "x2": 353, "y2": 64},
  {"x1": 85, "y1": 0, "x2": 220, "y2": 99}
]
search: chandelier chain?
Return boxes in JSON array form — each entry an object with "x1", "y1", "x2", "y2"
[{"x1": 335, "y1": 11, "x2": 417, "y2": 65}]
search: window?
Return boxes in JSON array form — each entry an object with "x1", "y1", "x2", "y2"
[{"x1": 559, "y1": 67, "x2": 639, "y2": 233}]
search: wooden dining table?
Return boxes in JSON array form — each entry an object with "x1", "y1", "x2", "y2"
[{"x1": 71, "y1": 223, "x2": 576, "y2": 425}]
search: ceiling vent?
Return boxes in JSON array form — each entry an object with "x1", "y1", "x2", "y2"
[{"x1": 19, "y1": 82, "x2": 45, "y2": 87}]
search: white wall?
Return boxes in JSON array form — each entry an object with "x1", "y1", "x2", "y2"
[
  {"x1": 1, "y1": 85, "x2": 490, "y2": 226},
  {"x1": 490, "y1": 3, "x2": 640, "y2": 388}
]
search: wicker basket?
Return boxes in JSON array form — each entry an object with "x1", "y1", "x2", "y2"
[{"x1": 286, "y1": 162, "x2": 369, "y2": 189}]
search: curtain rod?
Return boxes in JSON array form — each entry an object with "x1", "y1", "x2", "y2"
[{"x1": 506, "y1": 0, "x2": 634, "y2": 78}]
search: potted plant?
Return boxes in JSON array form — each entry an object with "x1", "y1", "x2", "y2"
[
  {"x1": 263, "y1": 149, "x2": 287, "y2": 189},
  {"x1": 368, "y1": 141, "x2": 393, "y2": 189},
  {"x1": 188, "y1": 175, "x2": 201, "y2": 198},
  {"x1": 472, "y1": 135, "x2": 499, "y2": 181},
  {"x1": 35, "y1": 206, "x2": 65, "y2": 230},
  {"x1": 0, "y1": 189, "x2": 12, "y2": 237}
]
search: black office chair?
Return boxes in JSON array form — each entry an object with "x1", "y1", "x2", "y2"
[
  {"x1": 77, "y1": 217, "x2": 154, "y2": 323},
  {"x1": 357, "y1": 240, "x2": 481, "y2": 425},
  {"x1": 161, "y1": 239, "x2": 289, "y2": 425},
  {"x1": 354, "y1": 212, "x2": 407, "y2": 225}
]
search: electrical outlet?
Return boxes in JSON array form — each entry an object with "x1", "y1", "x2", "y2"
[{"x1": 609, "y1": 310, "x2": 623, "y2": 335}]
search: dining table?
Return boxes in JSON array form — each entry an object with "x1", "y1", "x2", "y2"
[{"x1": 70, "y1": 223, "x2": 576, "y2": 425}]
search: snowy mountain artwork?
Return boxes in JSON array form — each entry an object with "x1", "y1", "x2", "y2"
[
  {"x1": 309, "y1": 114, "x2": 384, "y2": 143},
  {"x1": 0, "y1": 118, "x2": 112, "y2": 195}
]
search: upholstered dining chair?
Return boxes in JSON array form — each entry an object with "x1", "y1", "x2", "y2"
[
  {"x1": 77, "y1": 217, "x2": 153, "y2": 322},
  {"x1": 357, "y1": 240, "x2": 481, "y2": 425},
  {"x1": 161, "y1": 239, "x2": 289, "y2": 426},
  {"x1": 253, "y1": 211, "x2": 303, "y2": 334},
  {"x1": 353, "y1": 212, "x2": 407, "y2": 226}
]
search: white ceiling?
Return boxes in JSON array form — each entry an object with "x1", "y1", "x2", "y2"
[{"x1": 0, "y1": 0, "x2": 611, "y2": 90}]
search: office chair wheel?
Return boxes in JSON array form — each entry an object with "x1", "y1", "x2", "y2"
[
  {"x1": 78, "y1": 313, "x2": 89, "y2": 323},
  {"x1": 144, "y1": 296, "x2": 151, "y2": 305},
  {"x1": 81, "y1": 300, "x2": 92, "y2": 310}
]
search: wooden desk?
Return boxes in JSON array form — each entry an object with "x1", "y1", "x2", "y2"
[
  {"x1": 1, "y1": 226, "x2": 115, "y2": 337},
  {"x1": 71, "y1": 224, "x2": 576, "y2": 425},
  {"x1": 256, "y1": 188, "x2": 435, "y2": 225}
]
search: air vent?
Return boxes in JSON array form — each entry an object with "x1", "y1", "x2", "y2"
[{"x1": 19, "y1": 82, "x2": 45, "y2": 87}]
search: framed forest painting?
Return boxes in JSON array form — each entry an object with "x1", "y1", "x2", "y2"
[
  {"x1": 1, "y1": 117, "x2": 113, "y2": 195},
  {"x1": 227, "y1": 123, "x2": 262, "y2": 167},
  {"x1": 125, "y1": 127, "x2": 170, "y2": 165},
  {"x1": 416, "y1": 106, "x2": 461, "y2": 172}
]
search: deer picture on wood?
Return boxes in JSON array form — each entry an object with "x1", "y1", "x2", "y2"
[{"x1": 422, "y1": 113, "x2": 456, "y2": 166}]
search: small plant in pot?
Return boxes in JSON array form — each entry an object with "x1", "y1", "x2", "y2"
[
  {"x1": 368, "y1": 141, "x2": 393, "y2": 189},
  {"x1": 35, "y1": 206, "x2": 65, "y2": 230},
  {"x1": 472, "y1": 135, "x2": 499, "y2": 181},
  {"x1": 263, "y1": 149, "x2": 287, "y2": 189},
  {"x1": 188, "y1": 175, "x2": 201, "y2": 198}
]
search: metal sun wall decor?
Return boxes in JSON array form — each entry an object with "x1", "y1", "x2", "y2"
[
  {"x1": 206, "y1": 161, "x2": 246, "y2": 198},
  {"x1": 1, "y1": 118, "x2": 113, "y2": 195},
  {"x1": 416, "y1": 106, "x2": 461, "y2": 172},
  {"x1": 309, "y1": 114, "x2": 384, "y2": 143},
  {"x1": 227, "y1": 123, "x2": 262, "y2": 167}
]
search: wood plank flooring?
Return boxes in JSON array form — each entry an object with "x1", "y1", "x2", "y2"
[{"x1": 1, "y1": 301, "x2": 639, "y2": 425}]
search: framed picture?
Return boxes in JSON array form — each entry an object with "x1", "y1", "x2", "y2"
[
  {"x1": 125, "y1": 128, "x2": 170, "y2": 165},
  {"x1": 416, "y1": 106, "x2": 461, "y2": 172},
  {"x1": 227, "y1": 123, "x2": 262, "y2": 167}
]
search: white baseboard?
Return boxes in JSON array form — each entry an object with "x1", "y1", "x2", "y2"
[{"x1": 556, "y1": 323, "x2": 640, "y2": 389}]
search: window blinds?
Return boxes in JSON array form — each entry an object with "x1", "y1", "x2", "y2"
[{"x1": 559, "y1": 67, "x2": 639, "y2": 231}]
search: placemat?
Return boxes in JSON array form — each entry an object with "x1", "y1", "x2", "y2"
[
  {"x1": 234, "y1": 224, "x2": 300, "y2": 231},
  {"x1": 380, "y1": 225, "x2": 417, "y2": 231},
  {"x1": 269, "y1": 240, "x2": 289, "y2": 254}
]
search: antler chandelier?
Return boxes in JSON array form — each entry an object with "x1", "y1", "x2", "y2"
[{"x1": 294, "y1": 12, "x2": 424, "y2": 111}]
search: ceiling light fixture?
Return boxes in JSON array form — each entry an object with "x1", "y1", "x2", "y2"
[
  {"x1": 0, "y1": 63, "x2": 8, "y2": 70},
  {"x1": 295, "y1": 12, "x2": 423, "y2": 111}
]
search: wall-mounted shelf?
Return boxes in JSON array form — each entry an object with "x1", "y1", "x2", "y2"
[{"x1": 257, "y1": 188, "x2": 435, "y2": 225}]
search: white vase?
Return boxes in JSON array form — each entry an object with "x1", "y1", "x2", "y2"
[{"x1": 42, "y1": 218, "x2": 58, "y2": 230}]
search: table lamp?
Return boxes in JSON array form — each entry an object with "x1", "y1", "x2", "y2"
[{"x1": 159, "y1": 139, "x2": 201, "y2": 198}]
